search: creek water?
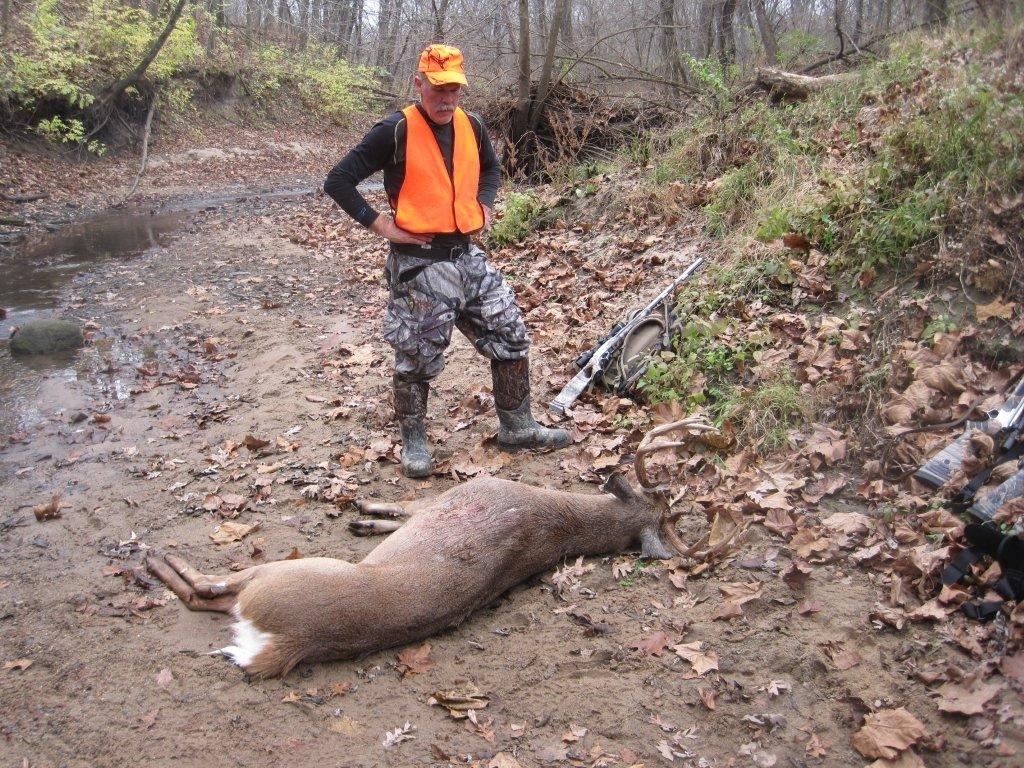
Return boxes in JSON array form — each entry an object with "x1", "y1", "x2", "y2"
[
  {"x1": 0, "y1": 183, "x2": 378, "y2": 436},
  {"x1": 0, "y1": 210, "x2": 193, "y2": 435}
]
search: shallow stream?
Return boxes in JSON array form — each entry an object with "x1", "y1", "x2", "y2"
[{"x1": 0, "y1": 185, "x2": 325, "y2": 434}]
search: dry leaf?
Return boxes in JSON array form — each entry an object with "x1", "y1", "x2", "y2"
[
  {"x1": 782, "y1": 559, "x2": 812, "y2": 590},
  {"x1": 429, "y1": 685, "x2": 489, "y2": 719},
  {"x1": 935, "y1": 680, "x2": 1000, "y2": 715},
  {"x1": 698, "y1": 686, "x2": 716, "y2": 710},
  {"x1": 782, "y1": 233, "x2": 811, "y2": 251},
  {"x1": 33, "y1": 495, "x2": 62, "y2": 521},
  {"x1": 488, "y1": 754, "x2": 524, "y2": 768},
  {"x1": 631, "y1": 631, "x2": 670, "y2": 656},
  {"x1": 1000, "y1": 652, "x2": 1024, "y2": 683},
  {"x1": 763, "y1": 509, "x2": 795, "y2": 538},
  {"x1": 806, "y1": 733, "x2": 828, "y2": 758},
  {"x1": 672, "y1": 641, "x2": 719, "y2": 676},
  {"x1": 869, "y1": 751, "x2": 925, "y2": 768},
  {"x1": 797, "y1": 599, "x2": 824, "y2": 615},
  {"x1": 712, "y1": 600, "x2": 745, "y2": 621},
  {"x1": 328, "y1": 715, "x2": 364, "y2": 736},
  {"x1": 534, "y1": 744, "x2": 569, "y2": 763},
  {"x1": 821, "y1": 512, "x2": 871, "y2": 536},
  {"x1": 155, "y1": 668, "x2": 174, "y2": 687},
  {"x1": 976, "y1": 298, "x2": 1015, "y2": 323},
  {"x1": 3, "y1": 659, "x2": 33, "y2": 672},
  {"x1": 210, "y1": 521, "x2": 260, "y2": 546},
  {"x1": 243, "y1": 435, "x2": 271, "y2": 451},
  {"x1": 396, "y1": 643, "x2": 434, "y2": 678},
  {"x1": 825, "y1": 644, "x2": 863, "y2": 670},
  {"x1": 851, "y1": 708, "x2": 927, "y2": 759}
]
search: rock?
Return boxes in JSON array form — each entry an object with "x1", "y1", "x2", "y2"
[{"x1": 9, "y1": 319, "x2": 84, "y2": 355}]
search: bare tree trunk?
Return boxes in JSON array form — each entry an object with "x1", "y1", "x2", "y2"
[
  {"x1": 719, "y1": 0, "x2": 737, "y2": 65},
  {"x1": 756, "y1": 66, "x2": 856, "y2": 98},
  {"x1": 853, "y1": 0, "x2": 865, "y2": 42},
  {"x1": 561, "y1": 0, "x2": 573, "y2": 47},
  {"x1": 659, "y1": 0, "x2": 684, "y2": 95},
  {"x1": 278, "y1": 0, "x2": 293, "y2": 42},
  {"x1": 97, "y1": 0, "x2": 190, "y2": 108},
  {"x1": 298, "y1": 0, "x2": 309, "y2": 40},
  {"x1": 430, "y1": 0, "x2": 450, "y2": 40},
  {"x1": 923, "y1": 0, "x2": 948, "y2": 26},
  {"x1": 530, "y1": 0, "x2": 568, "y2": 129},
  {"x1": 376, "y1": 0, "x2": 403, "y2": 75},
  {"x1": 750, "y1": 0, "x2": 778, "y2": 62},
  {"x1": 700, "y1": 1, "x2": 716, "y2": 58},
  {"x1": 536, "y1": 0, "x2": 549, "y2": 44},
  {"x1": 2, "y1": 0, "x2": 12, "y2": 44},
  {"x1": 513, "y1": 0, "x2": 531, "y2": 140}
]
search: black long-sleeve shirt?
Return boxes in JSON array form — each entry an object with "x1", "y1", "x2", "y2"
[{"x1": 324, "y1": 105, "x2": 501, "y2": 251}]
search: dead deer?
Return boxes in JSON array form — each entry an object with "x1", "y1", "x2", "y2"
[{"x1": 147, "y1": 418, "x2": 721, "y2": 678}]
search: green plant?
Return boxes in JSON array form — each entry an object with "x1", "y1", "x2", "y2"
[
  {"x1": 712, "y1": 371, "x2": 814, "y2": 453},
  {"x1": 617, "y1": 558, "x2": 650, "y2": 587},
  {"x1": 637, "y1": 318, "x2": 769, "y2": 406},
  {"x1": 921, "y1": 315, "x2": 958, "y2": 344},
  {"x1": 776, "y1": 30, "x2": 829, "y2": 68},
  {"x1": 488, "y1": 191, "x2": 545, "y2": 248},
  {"x1": 34, "y1": 116, "x2": 106, "y2": 154}
]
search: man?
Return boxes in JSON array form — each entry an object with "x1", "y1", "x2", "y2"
[{"x1": 325, "y1": 44, "x2": 570, "y2": 478}]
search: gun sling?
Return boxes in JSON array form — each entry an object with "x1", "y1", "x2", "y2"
[{"x1": 940, "y1": 523, "x2": 1024, "y2": 621}]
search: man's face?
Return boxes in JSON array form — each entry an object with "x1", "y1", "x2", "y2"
[{"x1": 414, "y1": 75, "x2": 462, "y2": 124}]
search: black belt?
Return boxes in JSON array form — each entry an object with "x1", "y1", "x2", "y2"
[{"x1": 392, "y1": 243, "x2": 470, "y2": 260}]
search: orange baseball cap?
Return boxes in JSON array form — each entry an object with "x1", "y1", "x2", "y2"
[{"x1": 418, "y1": 44, "x2": 468, "y2": 87}]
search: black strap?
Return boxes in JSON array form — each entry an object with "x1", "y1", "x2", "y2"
[
  {"x1": 942, "y1": 527, "x2": 1024, "y2": 621},
  {"x1": 962, "y1": 599, "x2": 1004, "y2": 621},
  {"x1": 941, "y1": 547, "x2": 984, "y2": 586}
]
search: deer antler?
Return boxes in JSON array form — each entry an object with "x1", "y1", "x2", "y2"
[
  {"x1": 634, "y1": 417, "x2": 744, "y2": 561},
  {"x1": 634, "y1": 416, "x2": 719, "y2": 488}
]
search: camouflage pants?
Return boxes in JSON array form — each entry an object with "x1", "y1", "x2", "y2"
[{"x1": 383, "y1": 245, "x2": 530, "y2": 384}]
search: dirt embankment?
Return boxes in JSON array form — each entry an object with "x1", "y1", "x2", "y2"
[{"x1": 0, "y1": 140, "x2": 1021, "y2": 768}]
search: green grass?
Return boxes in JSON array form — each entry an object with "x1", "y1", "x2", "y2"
[
  {"x1": 712, "y1": 372, "x2": 815, "y2": 453},
  {"x1": 488, "y1": 191, "x2": 545, "y2": 248}
]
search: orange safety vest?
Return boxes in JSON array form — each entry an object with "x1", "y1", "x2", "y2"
[{"x1": 393, "y1": 105, "x2": 484, "y2": 234}]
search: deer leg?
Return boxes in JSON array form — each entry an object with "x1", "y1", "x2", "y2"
[
  {"x1": 349, "y1": 519, "x2": 405, "y2": 536},
  {"x1": 355, "y1": 500, "x2": 411, "y2": 518},
  {"x1": 162, "y1": 553, "x2": 248, "y2": 597},
  {"x1": 146, "y1": 555, "x2": 235, "y2": 612}
]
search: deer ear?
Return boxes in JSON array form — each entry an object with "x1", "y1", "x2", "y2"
[{"x1": 601, "y1": 473, "x2": 639, "y2": 502}]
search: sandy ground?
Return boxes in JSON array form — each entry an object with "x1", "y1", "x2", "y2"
[{"x1": 1, "y1": 173, "x2": 1022, "y2": 768}]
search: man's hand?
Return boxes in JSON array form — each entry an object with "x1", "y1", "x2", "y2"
[{"x1": 370, "y1": 213, "x2": 433, "y2": 245}]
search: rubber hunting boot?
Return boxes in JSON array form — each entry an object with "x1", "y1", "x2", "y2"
[
  {"x1": 492, "y1": 358, "x2": 572, "y2": 450},
  {"x1": 394, "y1": 378, "x2": 433, "y2": 477}
]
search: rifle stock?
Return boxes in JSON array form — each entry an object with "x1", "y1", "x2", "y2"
[
  {"x1": 970, "y1": 467, "x2": 1024, "y2": 524},
  {"x1": 913, "y1": 422, "x2": 986, "y2": 487}
]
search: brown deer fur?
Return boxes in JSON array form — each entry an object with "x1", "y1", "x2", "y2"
[{"x1": 147, "y1": 474, "x2": 675, "y2": 678}]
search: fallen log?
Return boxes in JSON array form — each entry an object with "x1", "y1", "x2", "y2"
[
  {"x1": 755, "y1": 67, "x2": 856, "y2": 100},
  {"x1": 0, "y1": 192, "x2": 49, "y2": 203}
]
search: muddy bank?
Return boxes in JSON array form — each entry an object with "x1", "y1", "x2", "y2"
[{"x1": 0, "y1": 184, "x2": 1018, "y2": 768}]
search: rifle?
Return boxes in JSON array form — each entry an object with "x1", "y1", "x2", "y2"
[
  {"x1": 915, "y1": 374, "x2": 1024, "y2": 525},
  {"x1": 916, "y1": 375, "x2": 1024, "y2": 621},
  {"x1": 550, "y1": 256, "x2": 705, "y2": 415}
]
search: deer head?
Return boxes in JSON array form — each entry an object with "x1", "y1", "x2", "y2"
[{"x1": 616, "y1": 416, "x2": 744, "y2": 562}]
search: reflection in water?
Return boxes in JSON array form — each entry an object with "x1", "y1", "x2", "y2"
[{"x1": 0, "y1": 210, "x2": 190, "y2": 434}]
